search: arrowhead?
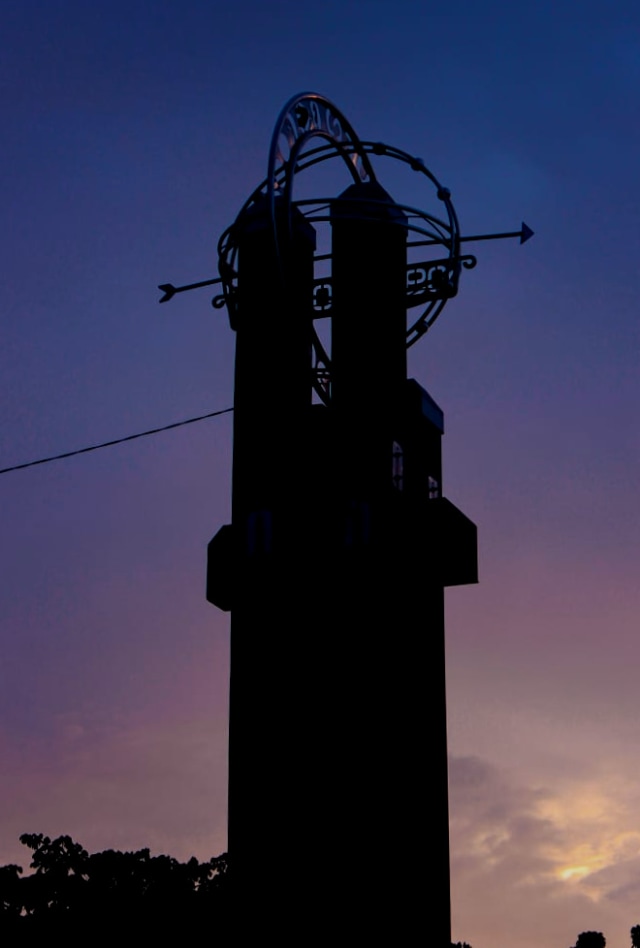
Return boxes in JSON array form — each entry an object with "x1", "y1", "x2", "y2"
[
  {"x1": 158, "y1": 283, "x2": 176, "y2": 303},
  {"x1": 520, "y1": 222, "x2": 534, "y2": 244}
]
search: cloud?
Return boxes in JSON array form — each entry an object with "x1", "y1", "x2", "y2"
[
  {"x1": 449, "y1": 754, "x2": 640, "y2": 948},
  {"x1": 450, "y1": 755, "x2": 558, "y2": 884}
]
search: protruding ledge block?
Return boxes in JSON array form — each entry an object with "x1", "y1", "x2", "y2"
[
  {"x1": 206, "y1": 524, "x2": 235, "y2": 611},
  {"x1": 423, "y1": 497, "x2": 478, "y2": 587}
]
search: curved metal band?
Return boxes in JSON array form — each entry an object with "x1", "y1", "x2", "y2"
[{"x1": 267, "y1": 92, "x2": 376, "y2": 200}]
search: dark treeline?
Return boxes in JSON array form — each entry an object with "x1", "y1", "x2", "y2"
[
  {"x1": 0, "y1": 833, "x2": 228, "y2": 941},
  {"x1": 5, "y1": 836, "x2": 638, "y2": 947}
]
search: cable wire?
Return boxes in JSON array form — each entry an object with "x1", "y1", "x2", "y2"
[{"x1": 0, "y1": 407, "x2": 234, "y2": 476}]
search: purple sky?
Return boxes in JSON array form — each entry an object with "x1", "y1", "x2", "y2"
[{"x1": 2, "y1": 2, "x2": 640, "y2": 945}]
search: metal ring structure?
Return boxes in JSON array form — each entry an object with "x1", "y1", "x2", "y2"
[{"x1": 216, "y1": 92, "x2": 468, "y2": 402}]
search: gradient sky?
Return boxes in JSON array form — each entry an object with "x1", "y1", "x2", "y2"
[{"x1": 2, "y1": 2, "x2": 640, "y2": 946}]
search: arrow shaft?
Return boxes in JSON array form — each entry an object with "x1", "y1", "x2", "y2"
[
  {"x1": 409, "y1": 223, "x2": 532, "y2": 249},
  {"x1": 408, "y1": 230, "x2": 521, "y2": 249},
  {"x1": 460, "y1": 230, "x2": 522, "y2": 243},
  {"x1": 174, "y1": 277, "x2": 223, "y2": 294}
]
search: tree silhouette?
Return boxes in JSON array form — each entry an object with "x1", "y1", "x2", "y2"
[
  {"x1": 0, "y1": 833, "x2": 228, "y2": 940},
  {"x1": 631, "y1": 925, "x2": 640, "y2": 948},
  {"x1": 575, "y1": 932, "x2": 606, "y2": 948}
]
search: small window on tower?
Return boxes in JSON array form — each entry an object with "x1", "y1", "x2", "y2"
[
  {"x1": 428, "y1": 475, "x2": 440, "y2": 499},
  {"x1": 392, "y1": 441, "x2": 404, "y2": 491}
]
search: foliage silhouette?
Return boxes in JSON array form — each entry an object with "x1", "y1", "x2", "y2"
[
  {"x1": 632, "y1": 925, "x2": 640, "y2": 948},
  {"x1": 574, "y1": 933, "x2": 606, "y2": 948},
  {"x1": 0, "y1": 833, "x2": 228, "y2": 941}
]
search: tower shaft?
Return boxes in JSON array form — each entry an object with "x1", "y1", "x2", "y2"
[{"x1": 208, "y1": 182, "x2": 477, "y2": 944}]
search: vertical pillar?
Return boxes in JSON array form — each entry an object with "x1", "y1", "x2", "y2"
[{"x1": 227, "y1": 196, "x2": 317, "y2": 936}]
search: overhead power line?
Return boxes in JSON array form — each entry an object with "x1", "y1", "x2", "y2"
[{"x1": 0, "y1": 407, "x2": 234, "y2": 476}]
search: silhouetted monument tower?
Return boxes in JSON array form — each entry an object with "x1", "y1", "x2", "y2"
[{"x1": 162, "y1": 91, "x2": 531, "y2": 944}]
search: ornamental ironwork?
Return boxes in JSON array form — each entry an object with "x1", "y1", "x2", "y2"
[{"x1": 160, "y1": 92, "x2": 532, "y2": 403}]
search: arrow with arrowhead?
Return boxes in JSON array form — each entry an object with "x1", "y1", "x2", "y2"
[
  {"x1": 462, "y1": 221, "x2": 534, "y2": 245},
  {"x1": 408, "y1": 221, "x2": 534, "y2": 250},
  {"x1": 158, "y1": 276, "x2": 223, "y2": 303}
]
